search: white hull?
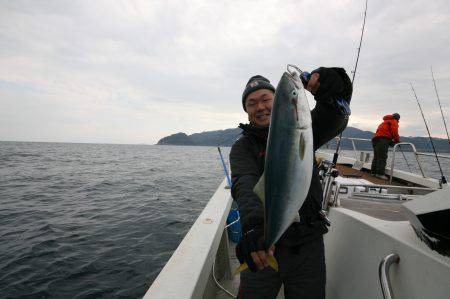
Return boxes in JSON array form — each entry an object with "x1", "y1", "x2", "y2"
[{"x1": 325, "y1": 205, "x2": 450, "y2": 299}]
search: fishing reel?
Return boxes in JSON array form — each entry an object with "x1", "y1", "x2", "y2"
[
  {"x1": 317, "y1": 159, "x2": 337, "y2": 181},
  {"x1": 318, "y1": 159, "x2": 340, "y2": 214}
]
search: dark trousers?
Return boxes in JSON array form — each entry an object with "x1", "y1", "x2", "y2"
[
  {"x1": 371, "y1": 137, "x2": 390, "y2": 175},
  {"x1": 238, "y1": 236, "x2": 325, "y2": 299}
]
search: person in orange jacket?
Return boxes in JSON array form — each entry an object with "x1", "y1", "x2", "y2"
[{"x1": 370, "y1": 113, "x2": 400, "y2": 179}]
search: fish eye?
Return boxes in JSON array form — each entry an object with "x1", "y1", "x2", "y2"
[{"x1": 292, "y1": 90, "x2": 297, "y2": 96}]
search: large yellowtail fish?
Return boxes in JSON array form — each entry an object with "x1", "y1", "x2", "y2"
[{"x1": 236, "y1": 67, "x2": 313, "y2": 274}]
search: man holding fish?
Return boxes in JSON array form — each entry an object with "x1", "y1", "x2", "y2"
[{"x1": 230, "y1": 66, "x2": 352, "y2": 298}]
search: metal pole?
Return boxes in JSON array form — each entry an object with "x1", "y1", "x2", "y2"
[
  {"x1": 351, "y1": 139, "x2": 358, "y2": 160},
  {"x1": 390, "y1": 147, "x2": 397, "y2": 185},
  {"x1": 398, "y1": 145, "x2": 413, "y2": 173}
]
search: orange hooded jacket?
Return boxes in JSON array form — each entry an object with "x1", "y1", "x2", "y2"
[{"x1": 373, "y1": 114, "x2": 400, "y2": 143}]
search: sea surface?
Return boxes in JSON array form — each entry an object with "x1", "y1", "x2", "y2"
[{"x1": 1, "y1": 141, "x2": 449, "y2": 298}]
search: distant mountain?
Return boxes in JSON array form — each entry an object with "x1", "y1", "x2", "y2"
[
  {"x1": 157, "y1": 133, "x2": 196, "y2": 145},
  {"x1": 157, "y1": 126, "x2": 450, "y2": 153},
  {"x1": 190, "y1": 128, "x2": 242, "y2": 146}
]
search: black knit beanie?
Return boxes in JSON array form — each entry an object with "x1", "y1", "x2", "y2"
[{"x1": 241, "y1": 75, "x2": 276, "y2": 111}]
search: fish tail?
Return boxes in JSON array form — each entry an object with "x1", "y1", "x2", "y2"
[
  {"x1": 267, "y1": 255, "x2": 279, "y2": 272},
  {"x1": 233, "y1": 256, "x2": 279, "y2": 275}
]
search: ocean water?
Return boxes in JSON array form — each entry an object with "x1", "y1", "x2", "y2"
[
  {"x1": 1, "y1": 141, "x2": 449, "y2": 298},
  {"x1": 0, "y1": 142, "x2": 229, "y2": 298}
]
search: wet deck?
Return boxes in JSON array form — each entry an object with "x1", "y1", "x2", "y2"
[
  {"x1": 335, "y1": 164, "x2": 409, "y2": 186},
  {"x1": 334, "y1": 163, "x2": 410, "y2": 221}
]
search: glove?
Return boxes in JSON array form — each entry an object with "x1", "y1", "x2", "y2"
[
  {"x1": 235, "y1": 225, "x2": 264, "y2": 272},
  {"x1": 306, "y1": 67, "x2": 353, "y2": 116},
  {"x1": 311, "y1": 67, "x2": 353, "y2": 103}
]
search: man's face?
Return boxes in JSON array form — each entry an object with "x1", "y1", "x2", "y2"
[{"x1": 245, "y1": 89, "x2": 274, "y2": 127}]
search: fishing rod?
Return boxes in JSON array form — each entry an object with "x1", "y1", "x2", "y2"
[
  {"x1": 332, "y1": 0, "x2": 369, "y2": 166},
  {"x1": 215, "y1": 128, "x2": 242, "y2": 187},
  {"x1": 217, "y1": 139, "x2": 242, "y2": 250},
  {"x1": 430, "y1": 66, "x2": 450, "y2": 147},
  {"x1": 217, "y1": 132, "x2": 242, "y2": 148},
  {"x1": 410, "y1": 83, "x2": 447, "y2": 184},
  {"x1": 216, "y1": 130, "x2": 242, "y2": 187},
  {"x1": 319, "y1": 0, "x2": 369, "y2": 213},
  {"x1": 351, "y1": 0, "x2": 369, "y2": 84},
  {"x1": 217, "y1": 146, "x2": 232, "y2": 187}
]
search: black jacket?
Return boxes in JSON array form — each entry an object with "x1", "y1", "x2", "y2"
[{"x1": 230, "y1": 78, "x2": 351, "y2": 247}]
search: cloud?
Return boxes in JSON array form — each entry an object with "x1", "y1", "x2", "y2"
[{"x1": 1, "y1": 0, "x2": 450, "y2": 143}]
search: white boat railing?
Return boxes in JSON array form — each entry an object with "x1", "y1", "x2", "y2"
[
  {"x1": 317, "y1": 151, "x2": 442, "y2": 189},
  {"x1": 390, "y1": 142, "x2": 425, "y2": 184},
  {"x1": 334, "y1": 137, "x2": 450, "y2": 159},
  {"x1": 330, "y1": 183, "x2": 438, "y2": 207},
  {"x1": 331, "y1": 136, "x2": 450, "y2": 184}
]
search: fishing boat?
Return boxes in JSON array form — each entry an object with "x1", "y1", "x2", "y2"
[{"x1": 144, "y1": 138, "x2": 450, "y2": 299}]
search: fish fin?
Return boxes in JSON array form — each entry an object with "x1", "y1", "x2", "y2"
[
  {"x1": 253, "y1": 172, "x2": 265, "y2": 204},
  {"x1": 234, "y1": 262, "x2": 248, "y2": 275},
  {"x1": 233, "y1": 256, "x2": 279, "y2": 275},
  {"x1": 267, "y1": 255, "x2": 279, "y2": 272},
  {"x1": 299, "y1": 132, "x2": 306, "y2": 160}
]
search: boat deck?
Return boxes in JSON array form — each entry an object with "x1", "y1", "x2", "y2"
[
  {"x1": 215, "y1": 247, "x2": 242, "y2": 299},
  {"x1": 340, "y1": 198, "x2": 407, "y2": 221},
  {"x1": 335, "y1": 163, "x2": 410, "y2": 186},
  {"x1": 334, "y1": 164, "x2": 410, "y2": 221}
]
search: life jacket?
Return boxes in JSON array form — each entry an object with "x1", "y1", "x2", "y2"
[{"x1": 373, "y1": 115, "x2": 400, "y2": 143}]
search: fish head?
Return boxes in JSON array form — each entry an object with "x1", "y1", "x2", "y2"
[{"x1": 273, "y1": 72, "x2": 311, "y2": 129}]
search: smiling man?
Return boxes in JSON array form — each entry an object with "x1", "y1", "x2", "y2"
[
  {"x1": 242, "y1": 76, "x2": 275, "y2": 127},
  {"x1": 230, "y1": 68, "x2": 353, "y2": 299}
]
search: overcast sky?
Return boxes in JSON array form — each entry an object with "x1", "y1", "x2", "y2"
[{"x1": 1, "y1": 0, "x2": 450, "y2": 144}]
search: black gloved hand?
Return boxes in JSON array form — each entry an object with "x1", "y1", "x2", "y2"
[
  {"x1": 311, "y1": 67, "x2": 353, "y2": 104},
  {"x1": 235, "y1": 225, "x2": 264, "y2": 272}
]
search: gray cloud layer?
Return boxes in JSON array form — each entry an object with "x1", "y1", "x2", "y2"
[{"x1": 1, "y1": 0, "x2": 449, "y2": 144}]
